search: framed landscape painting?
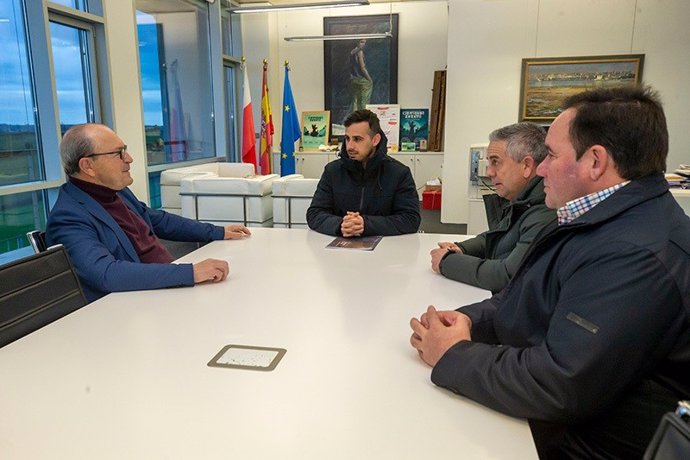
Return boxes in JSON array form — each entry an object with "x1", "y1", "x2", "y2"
[
  {"x1": 518, "y1": 54, "x2": 644, "y2": 122},
  {"x1": 324, "y1": 14, "x2": 399, "y2": 139}
]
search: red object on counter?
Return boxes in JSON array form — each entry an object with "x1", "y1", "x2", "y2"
[{"x1": 422, "y1": 190, "x2": 442, "y2": 210}]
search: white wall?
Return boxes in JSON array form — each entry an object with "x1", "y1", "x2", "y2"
[
  {"x1": 103, "y1": 0, "x2": 690, "y2": 215},
  {"x1": 443, "y1": 0, "x2": 690, "y2": 223},
  {"x1": 103, "y1": 0, "x2": 148, "y2": 200},
  {"x1": 241, "y1": 1, "x2": 449, "y2": 155}
]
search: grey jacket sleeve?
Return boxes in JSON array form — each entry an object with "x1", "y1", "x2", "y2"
[
  {"x1": 440, "y1": 206, "x2": 554, "y2": 292},
  {"x1": 456, "y1": 233, "x2": 487, "y2": 257}
]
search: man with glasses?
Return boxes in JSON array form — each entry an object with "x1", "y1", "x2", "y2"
[{"x1": 46, "y1": 123, "x2": 250, "y2": 302}]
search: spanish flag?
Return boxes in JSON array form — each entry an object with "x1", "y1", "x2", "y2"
[{"x1": 259, "y1": 61, "x2": 274, "y2": 174}]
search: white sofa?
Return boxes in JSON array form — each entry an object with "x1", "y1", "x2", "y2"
[
  {"x1": 180, "y1": 173, "x2": 279, "y2": 227},
  {"x1": 160, "y1": 163, "x2": 254, "y2": 215},
  {"x1": 271, "y1": 174, "x2": 319, "y2": 229}
]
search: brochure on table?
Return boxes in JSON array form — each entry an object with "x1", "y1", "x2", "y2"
[{"x1": 326, "y1": 235, "x2": 383, "y2": 251}]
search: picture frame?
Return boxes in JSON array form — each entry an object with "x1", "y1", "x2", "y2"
[
  {"x1": 366, "y1": 104, "x2": 400, "y2": 152},
  {"x1": 300, "y1": 111, "x2": 330, "y2": 152},
  {"x1": 518, "y1": 54, "x2": 644, "y2": 122},
  {"x1": 324, "y1": 14, "x2": 399, "y2": 139}
]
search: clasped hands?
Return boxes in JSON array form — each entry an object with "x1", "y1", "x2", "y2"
[
  {"x1": 410, "y1": 306, "x2": 472, "y2": 367},
  {"x1": 430, "y1": 241, "x2": 462, "y2": 273},
  {"x1": 341, "y1": 211, "x2": 364, "y2": 238}
]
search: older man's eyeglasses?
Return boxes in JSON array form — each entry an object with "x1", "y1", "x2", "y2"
[{"x1": 84, "y1": 145, "x2": 128, "y2": 160}]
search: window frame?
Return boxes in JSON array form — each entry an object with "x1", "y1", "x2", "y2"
[
  {"x1": 0, "y1": 0, "x2": 110, "y2": 262},
  {"x1": 138, "y1": 0, "x2": 243, "y2": 195},
  {"x1": 47, "y1": 13, "x2": 103, "y2": 131}
]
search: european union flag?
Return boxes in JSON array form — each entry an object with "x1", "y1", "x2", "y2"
[{"x1": 280, "y1": 66, "x2": 301, "y2": 176}]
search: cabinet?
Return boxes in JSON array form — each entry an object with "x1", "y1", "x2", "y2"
[
  {"x1": 289, "y1": 152, "x2": 444, "y2": 199},
  {"x1": 389, "y1": 152, "x2": 444, "y2": 199},
  {"x1": 295, "y1": 153, "x2": 338, "y2": 178}
]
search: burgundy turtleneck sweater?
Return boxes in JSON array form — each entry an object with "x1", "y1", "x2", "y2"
[{"x1": 70, "y1": 177, "x2": 175, "y2": 264}]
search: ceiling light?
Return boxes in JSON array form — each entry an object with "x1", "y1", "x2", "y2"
[
  {"x1": 228, "y1": 0, "x2": 369, "y2": 14},
  {"x1": 284, "y1": 31, "x2": 391, "y2": 42}
]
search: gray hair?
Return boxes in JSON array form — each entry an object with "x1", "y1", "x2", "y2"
[
  {"x1": 60, "y1": 124, "x2": 96, "y2": 176},
  {"x1": 489, "y1": 122, "x2": 547, "y2": 163}
]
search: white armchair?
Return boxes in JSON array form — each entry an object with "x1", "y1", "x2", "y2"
[
  {"x1": 160, "y1": 162, "x2": 254, "y2": 215},
  {"x1": 180, "y1": 173, "x2": 279, "y2": 227},
  {"x1": 271, "y1": 174, "x2": 319, "y2": 229}
]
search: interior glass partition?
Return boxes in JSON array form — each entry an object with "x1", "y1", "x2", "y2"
[{"x1": 136, "y1": 1, "x2": 216, "y2": 167}]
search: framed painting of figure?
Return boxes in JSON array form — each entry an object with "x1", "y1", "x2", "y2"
[{"x1": 324, "y1": 14, "x2": 399, "y2": 139}]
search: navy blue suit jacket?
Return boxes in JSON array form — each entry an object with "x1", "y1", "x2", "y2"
[{"x1": 46, "y1": 182, "x2": 224, "y2": 302}]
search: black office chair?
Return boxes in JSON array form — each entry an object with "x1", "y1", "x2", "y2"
[
  {"x1": 0, "y1": 245, "x2": 87, "y2": 348},
  {"x1": 26, "y1": 230, "x2": 47, "y2": 253}
]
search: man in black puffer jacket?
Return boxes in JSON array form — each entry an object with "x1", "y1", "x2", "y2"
[{"x1": 307, "y1": 109, "x2": 420, "y2": 237}]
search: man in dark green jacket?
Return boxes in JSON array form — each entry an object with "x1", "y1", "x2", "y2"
[
  {"x1": 430, "y1": 122, "x2": 555, "y2": 292},
  {"x1": 306, "y1": 109, "x2": 420, "y2": 237}
]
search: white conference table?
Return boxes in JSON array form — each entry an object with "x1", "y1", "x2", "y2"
[{"x1": 0, "y1": 228, "x2": 536, "y2": 459}]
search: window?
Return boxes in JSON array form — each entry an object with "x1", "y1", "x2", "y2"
[
  {"x1": 0, "y1": 0, "x2": 106, "y2": 263},
  {"x1": 0, "y1": 0, "x2": 45, "y2": 260},
  {"x1": 49, "y1": 19, "x2": 99, "y2": 133},
  {"x1": 220, "y1": 0, "x2": 239, "y2": 57},
  {"x1": 0, "y1": 192, "x2": 47, "y2": 256},
  {"x1": 220, "y1": 0, "x2": 240, "y2": 164},
  {"x1": 136, "y1": 1, "x2": 216, "y2": 168},
  {"x1": 0, "y1": 0, "x2": 43, "y2": 188}
]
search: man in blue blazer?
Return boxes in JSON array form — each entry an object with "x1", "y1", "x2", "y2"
[{"x1": 46, "y1": 123, "x2": 250, "y2": 302}]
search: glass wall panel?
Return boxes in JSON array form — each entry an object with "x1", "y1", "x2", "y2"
[
  {"x1": 0, "y1": 191, "x2": 47, "y2": 254},
  {"x1": 49, "y1": 21, "x2": 96, "y2": 134},
  {"x1": 0, "y1": 0, "x2": 43, "y2": 187},
  {"x1": 220, "y1": 0, "x2": 241, "y2": 56},
  {"x1": 1, "y1": 1, "x2": 106, "y2": 261},
  {"x1": 136, "y1": 1, "x2": 216, "y2": 167},
  {"x1": 148, "y1": 172, "x2": 162, "y2": 209},
  {"x1": 221, "y1": 16, "x2": 232, "y2": 56}
]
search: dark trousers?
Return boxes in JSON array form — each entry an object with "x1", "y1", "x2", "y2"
[{"x1": 529, "y1": 380, "x2": 681, "y2": 459}]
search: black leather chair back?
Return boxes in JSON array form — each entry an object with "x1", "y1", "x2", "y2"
[{"x1": 0, "y1": 245, "x2": 87, "y2": 348}]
